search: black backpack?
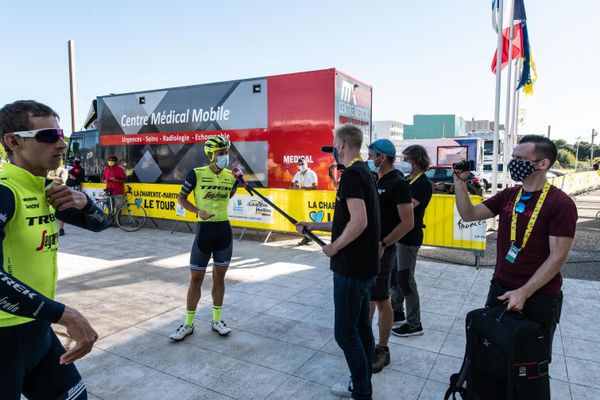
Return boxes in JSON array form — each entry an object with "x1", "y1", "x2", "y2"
[{"x1": 445, "y1": 304, "x2": 550, "y2": 400}]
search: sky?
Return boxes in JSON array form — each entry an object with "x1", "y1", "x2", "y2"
[{"x1": 1, "y1": 0, "x2": 598, "y2": 144}]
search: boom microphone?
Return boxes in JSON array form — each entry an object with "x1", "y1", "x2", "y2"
[
  {"x1": 231, "y1": 167, "x2": 326, "y2": 246},
  {"x1": 321, "y1": 145, "x2": 334, "y2": 153}
]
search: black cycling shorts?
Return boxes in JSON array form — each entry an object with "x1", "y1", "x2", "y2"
[
  {"x1": 0, "y1": 320, "x2": 87, "y2": 400},
  {"x1": 190, "y1": 220, "x2": 233, "y2": 271}
]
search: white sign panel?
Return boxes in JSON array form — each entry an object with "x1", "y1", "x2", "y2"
[
  {"x1": 229, "y1": 194, "x2": 274, "y2": 224},
  {"x1": 453, "y1": 204, "x2": 487, "y2": 243}
]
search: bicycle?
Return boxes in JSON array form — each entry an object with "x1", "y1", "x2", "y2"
[{"x1": 96, "y1": 189, "x2": 147, "y2": 232}]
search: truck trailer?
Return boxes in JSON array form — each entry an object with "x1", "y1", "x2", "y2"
[{"x1": 67, "y1": 68, "x2": 372, "y2": 190}]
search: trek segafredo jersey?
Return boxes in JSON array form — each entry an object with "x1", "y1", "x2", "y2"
[
  {"x1": 181, "y1": 166, "x2": 236, "y2": 222},
  {"x1": 0, "y1": 163, "x2": 62, "y2": 327}
]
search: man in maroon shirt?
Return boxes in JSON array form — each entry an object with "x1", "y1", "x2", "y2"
[
  {"x1": 453, "y1": 135, "x2": 577, "y2": 359},
  {"x1": 102, "y1": 155, "x2": 126, "y2": 210}
]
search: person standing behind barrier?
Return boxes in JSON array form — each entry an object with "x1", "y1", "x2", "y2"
[
  {"x1": 291, "y1": 157, "x2": 318, "y2": 245},
  {"x1": 170, "y1": 136, "x2": 240, "y2": 341},
  {"x1": 390, "y1": 145, "x2": 433, "y2": 337},
  {"x1": 0, "y1": 100, "x2": 108, "y2": 400},
  {"x1": 454, "y1": 135, "x2": 576, "y2": 361},
  {"x1": 290, "y1": 157, "x2": 318, "y2": 190},
  {"x1": 102, "y1": 155, "x2": 126, "y2": 211},
  {"x1": 47, "y1": 162, "x2": 69, "y2": 236},
  {"x1": 296, "y1": 124, "x2": 380, "y2": 400},
  {"x1": 66, "y1": 156, "x2": 85, "y2": 189},
  {"x1": 366, "y1": 139, "x2": 414, "y2": 373}
]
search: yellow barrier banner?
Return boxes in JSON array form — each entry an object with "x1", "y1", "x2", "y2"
[
  {"x1": 82, "y1": 183, "x2": 486, "y2": 251},
  {"x1": 549, "y1": 171, "x2": 600, "y2": 194},
  {"x1": 422, "y1": 194, "x2": 486, "y2": 251}
]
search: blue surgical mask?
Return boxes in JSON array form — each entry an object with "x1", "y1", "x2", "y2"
[
  {"x1": 367, "y1": 159, "x2": 380, "y2": 173},
  {"x1": 398, "y1": 161, "x2": 413, "y2": 175},
  {"x1": 215, "y1": 155, "x2": 229, "y2": 169}
]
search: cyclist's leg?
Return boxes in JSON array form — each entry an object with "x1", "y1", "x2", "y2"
[
  {"x1": 211, "y1": 221, "x2": 233, "y2": 307},
  {"x1": 0, "y1": 323, "x2": 32, "y2": 400},
  {"x1": 210, "y1": 221, "x2": 233, "y2": 335},
  {"x1": 23, "y1": 326, "x2": 87, "y2": 400},
  {"x1": 171, "y1": 222, "x2": 214, "y2": 340}
]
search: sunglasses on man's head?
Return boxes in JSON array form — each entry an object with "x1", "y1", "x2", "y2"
[
  {"x1": 515, "y1": 191, "x2": 533, "y2": 214},
  {"x1": 11, "y1": 128, "x2": 65, "y2": 143}
]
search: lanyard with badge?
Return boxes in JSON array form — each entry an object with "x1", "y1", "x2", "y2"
[
  {"x1": 409, "y1": 172, "x2": 423, "y2": 185},
  {"x1": 506, "y1": 182, "x2": 550, "y2": 264}
]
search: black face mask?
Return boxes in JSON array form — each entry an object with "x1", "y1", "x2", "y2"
[
  {"x1": 333, "y1": 146, "x2": 340, "y2": 165},
  {"x1": 508, "y1": 159, "x2": 536, "y2": 182}
]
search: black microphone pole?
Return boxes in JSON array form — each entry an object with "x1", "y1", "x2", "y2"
[{"x1": 232, "y1": 168, "x2": 326, "y2": 247}]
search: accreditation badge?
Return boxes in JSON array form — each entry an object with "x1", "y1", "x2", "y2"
[{"x1": 505, "y1": 243, "x2": 522, "y2": 264}]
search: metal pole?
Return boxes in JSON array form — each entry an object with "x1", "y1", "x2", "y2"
[
  {"x1": 575, "y1": 138, "x2": 581, "y2": 171},
  {"x1": 492, "y1": 0, "x2": 505, "y2": 196},
  {"x1": 509, "y1": 60, "x2": 520, "y2": 184},
  {"x1": 68, "y1": 40, "x2": 78, "y2": 133},
  {"x1": 502, "y1": 0, "x2": 515, "y2": 190},
  {"x1": 547, "y1": 125, "x2": 551, "y2": 139},
  {"x1": 591, "y1": 129, "x2": 597, "y2": 167}
]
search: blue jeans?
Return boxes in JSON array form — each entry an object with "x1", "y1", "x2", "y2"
[{"x1": 333, "y1": 272, "x2": 376, "y2": 400}]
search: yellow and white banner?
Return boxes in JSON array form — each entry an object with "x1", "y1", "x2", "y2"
[{"x1": 82, "y1": 183, "x2": 487, "y2": 251}]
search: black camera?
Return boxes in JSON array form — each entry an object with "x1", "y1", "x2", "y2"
[{"x1": 453, "y1": 159, "x2": 475, "y2": 172}]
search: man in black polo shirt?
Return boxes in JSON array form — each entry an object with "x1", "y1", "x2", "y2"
[
  {"x1": 366, "y1": 139, "x2": 414, "y2": 373},
  {"x1": 297, "y1": 124, "x2": 380, "y2": 400}
]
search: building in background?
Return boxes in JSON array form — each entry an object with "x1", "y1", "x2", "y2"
[
  {"x1": 404, "y1": 114, "x2": 466, "y2": 139},
  {"x1": 466, "y1": 119, "x2": 494, "y2": 132}
]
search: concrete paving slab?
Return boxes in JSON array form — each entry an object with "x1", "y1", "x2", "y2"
[
  {"x1": 265, "y1": 377, "x2": 337, "y2": 400},
  {"x1": 570, "y1": 383, "x2": 600, "y2": 399}
]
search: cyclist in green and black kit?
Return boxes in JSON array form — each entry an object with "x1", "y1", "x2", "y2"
[
  {"x1": 170, "y1": 136, "x2": 239, "y2": 340},
  {"x1": 0, "y1": 100, "x2": 108, "y2": 400}
]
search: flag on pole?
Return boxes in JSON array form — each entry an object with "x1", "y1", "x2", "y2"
[
  {"x1": 491, "y1": 0, "x2": 526, "y2": 73},
  {"x1": 516, "y1": 22, "x2": 537, "y2": 95}
]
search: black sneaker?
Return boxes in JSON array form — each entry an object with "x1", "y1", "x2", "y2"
[
  {"x1": 297, "y1": 237, "x2": 313, "y2": 246},
  {"x1": 59, "y1": 228, "x2": 65, "y2": 236},
  {"x1": 391, "y1": 323, "x2": 424, "y2": 337},
  {"x1": 392, "y1": 311, "x2": 406, "y2": 328},
  {"x1": 372, "y1": 347, "x2": 390, "y2": 373}
]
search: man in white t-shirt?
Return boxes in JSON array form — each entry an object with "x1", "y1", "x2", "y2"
[
  {"x1": 290, "y1": 157, "x2": 318, "y2": 190},
  {"x1": 291, "y1": 158, "x2": 318, "y2": 245}
]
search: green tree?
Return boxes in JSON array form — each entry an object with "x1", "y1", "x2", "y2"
[
  {"x1": 557, "y1": 148, "x2": 576, "y2": 168},
  {"x1": 554, "y1": 139, "x2": 568, "y2": 149}
]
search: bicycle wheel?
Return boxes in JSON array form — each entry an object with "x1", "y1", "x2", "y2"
[{"x1": 116, "y1": 202, "x2": 147, "y2": 232}]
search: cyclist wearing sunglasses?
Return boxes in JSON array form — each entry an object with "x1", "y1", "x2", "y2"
[
  {"x1": 0, "y1": 100, "x2": 109, "y2": 400},
  {"x1": 453, "y1": 135, "x2": 577, "y2": 363}
]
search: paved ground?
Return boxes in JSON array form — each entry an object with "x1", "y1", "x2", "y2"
[{"x1": 47, "y1": 221, "x2": 600, "y2": 400}]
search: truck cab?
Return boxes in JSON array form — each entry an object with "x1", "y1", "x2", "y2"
[{"x1": 66, "y1": 129, "x2": 103, "y2": 182}]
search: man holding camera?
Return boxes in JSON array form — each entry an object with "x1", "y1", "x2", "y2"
[{"x1": 453, "y1": 135, "x2": 577, "y2": 359}]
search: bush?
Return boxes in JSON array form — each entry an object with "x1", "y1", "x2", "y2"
[{"x1": 557, "y1": 148, "x2": 576, "y2": 168}]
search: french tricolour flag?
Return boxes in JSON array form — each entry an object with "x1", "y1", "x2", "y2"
[{"x1": 491, "y1": 0, "x2": 527, "y2": 74}]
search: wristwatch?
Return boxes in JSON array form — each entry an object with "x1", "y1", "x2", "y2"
[{"x1": 380, "y1": 240, "x2": 388, "y2": 248}]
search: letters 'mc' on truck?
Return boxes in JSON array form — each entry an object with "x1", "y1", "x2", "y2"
[{"x1": 66, "y1": 68, "x2": 373, "y2": 191}]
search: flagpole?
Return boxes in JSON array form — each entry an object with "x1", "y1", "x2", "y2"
[
  {"x1": 492, "y1": 0, "x2": 505, "y2": 196},
  {"x1": 511, "y1": 58, "x2": 522, "y2": 170},
  {"x1": 502, "y1": 0, "x2": 515, "y2": 190}
]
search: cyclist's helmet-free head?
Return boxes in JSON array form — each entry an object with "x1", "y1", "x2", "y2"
[{"x1": 204, "y1": 136, "x2": 230, "y2": 159}]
